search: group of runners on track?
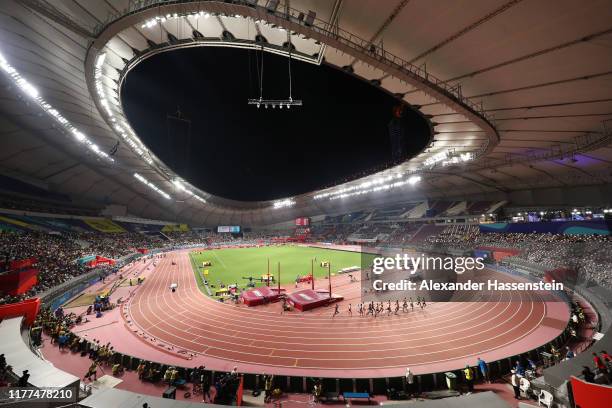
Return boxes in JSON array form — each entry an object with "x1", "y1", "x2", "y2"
[{"x1": 332, "y1": 297, "x2": 427, "y2": 318}]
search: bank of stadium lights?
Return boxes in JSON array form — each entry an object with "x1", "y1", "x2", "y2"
[
  {"x1": 134, "y1": 173, "x2": 171, "y2": 200},
  {"x1": 328, "y1": 176, "x2": 422, "y2": 201},
  {"x1": 95, "y1": 52, "x2": 106, "y2": 71},
  {"x1": 94, "y1": 53, "x2": 113, "y2": 119},
  {"x1": 172, "y1": 180, "x2": 206, "y2": 203},
  {"x1": 443, "y1": 152, "x2": 472, "y2": 166},
  {"x1": 94, "y1": 53, "x2": 154, "y2": 166},
  {"x1": 273, "y1": 199, "x2": 296, "y2": 209},
  {"x1": 0, "y1": 51, "x2": 114, "y2": 163},
  {"x1": 141, "y1": 11, "x2": 212, "y2": 28},
  {"x1": 313, "y1": 174, "x2": 421, "y2": 201},
  {"x1": 140, "y1": 10, "x2": 256, "y2": 29},
  {"x1": 113, "y1": 124, "x2": 144, "y2": 155},
  {"x1": 423, "y1": 150, "x2": 473, "y2": 167}
]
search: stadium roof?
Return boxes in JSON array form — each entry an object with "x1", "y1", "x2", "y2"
[{"x1": 0, "y1": 0, "x2": 611, "y2": 225}]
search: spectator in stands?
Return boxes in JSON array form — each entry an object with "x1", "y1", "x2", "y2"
[
  {"x1": 405, "y1": 367, "x2": 414, "y2": 398},
  {"x1": 550, "y1": 345, "x2": 561, "y2": 362},
  {"x1": 0, "y1": 227, "x2": 320, "y2": 306},
  {"x1": 594, "y1": 353, "x2": 606, "y2": 370},
  {"x1": 17, "y1": 370, "x2": 29, "y2": 387},
  {"x1": 144, "y1": 366, "x2": 160, "y2": 382},
  {"x1": 88, "y1": 340, "x2": 99, "y2": 360},
  {"x1": 84, "y1": 361, "x2": 98, "y2": 382},
  {"x1": 593, "y1": 352, "x2": 609, "y2": 383},
  {"x1": 477, "y1": 357, "x2": 489, "y2": 383},
  {"x1": 163, "y1": 366, "x2": 174, "y2": 383},
  {"x1": 111, "y1": 363, "x2": 123, "y2": 376},
  {"x1": 200, "y1": 367, "x2": 210, "y2": 401},
  {"x1": 189, "y1": 366, "x2": 199, "y2": 392},
  {"x1": 0, "y1": 365, "x2": 12, "y2": 387},
  {"x1": 264, "y1": 374, "x2": 273, "y2": 403},
  {"x1": 57, "y1": 332, "x2": 68, "y2": 350},
  {"x1": 582, "y1": 366, "x2": 595, "y2": 383},
  {"x1": 463, "y1": 365, "x2": 474, "y2": 394},
  {"x1": 170, "y1": 367, "x2": 179, "y2": 383},
  {"x1": 68, "y1": 336, "x2": 80, "y2": 352},
  {"x1": 137, "y1": 361, "x2": 146, "y2": 379},
  {"x1": 423, "y1": 229, "x2": 612, "y2": 289},
  {"x1": 313, "y1": 379, "x2": 322, "y2": 402},
  {"x1": 510, "y1": 369, "x2": 521, "y2": 399},
  {"x1": 514, "y1": 360, "x2": 525, "y2": 376}
]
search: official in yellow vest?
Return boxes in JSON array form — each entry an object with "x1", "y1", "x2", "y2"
[{"x1": 463, "y1": 365, "x2": 474, "y2": 393}]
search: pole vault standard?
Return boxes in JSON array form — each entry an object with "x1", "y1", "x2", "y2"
[
  {"x1": 328, "y1": 262, "x2": 332, "y2": 299},
  {"x1": 267, "y1": 258, "x2": 270, "y2": 287},
  {"x1": 277, "y1": 262, "x2": 281, "y2": 293},
  {"x1": 311, "y1": 259, "x2": 315, "y2": 290}
]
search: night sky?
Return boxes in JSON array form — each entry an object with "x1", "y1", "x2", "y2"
[{"x1": 122, "y1": 47, "x2": 429, "y2": 201}]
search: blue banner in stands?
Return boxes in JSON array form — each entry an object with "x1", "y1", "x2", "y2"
[{"x1": 480, "y1": 220, "x2": 611, "y2": 235}]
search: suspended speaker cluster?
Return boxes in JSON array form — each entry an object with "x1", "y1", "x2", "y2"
[
  {"x1": 249, "y1": 8, "x2": 302, "y2": 110},
  {"x1": 247, "y1": 98, "x2": 302, "y2": 109}
]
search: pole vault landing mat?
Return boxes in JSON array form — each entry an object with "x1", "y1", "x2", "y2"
[
  {"x1": 241, "y1": 287, "x2": 283, "y2": 306},
  {"x1": 287, "y1": 289, "x2": 343, "y2": 311}
]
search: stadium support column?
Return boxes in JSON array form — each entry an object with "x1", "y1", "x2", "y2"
[
  {"x1": 311, "y1": 259, "x2": 315, "y2": 290},
  {"x1": 328, "y1": 262, "x2": 332, "y2": 299}
]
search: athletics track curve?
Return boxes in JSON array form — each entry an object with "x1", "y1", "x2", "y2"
[{"x1": 125, "y1": 248, "x2": 570, "y2": 378}]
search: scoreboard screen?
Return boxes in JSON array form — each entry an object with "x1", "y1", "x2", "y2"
[
  {"x1": 295, "y1": 217, "x2": 310, "y2": 226},
  {"x1": 217, "y1": 226, "x2": 240, "y2": 233}
]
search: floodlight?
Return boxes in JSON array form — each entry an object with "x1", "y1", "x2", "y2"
[{"x1": 17, "y1": 78, "x2": 39, "y2": 98}]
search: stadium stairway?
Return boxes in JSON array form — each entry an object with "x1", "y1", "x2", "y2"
[
  {"x1": 443, "y1": 201, "x2": 467, "y2": 216},
  {"x1": 404, "y1": 201, "x2": 428, "y2": 218}
]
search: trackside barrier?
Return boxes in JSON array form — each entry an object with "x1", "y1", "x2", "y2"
[{"x1": 62, "y1": 326, "x2": 571, "y2": 397}]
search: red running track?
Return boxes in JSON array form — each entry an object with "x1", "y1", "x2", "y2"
[{"x1": 125, "y1": 249, "x2": 569, "y2": 378}]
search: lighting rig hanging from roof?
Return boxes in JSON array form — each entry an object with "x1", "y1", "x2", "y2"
[{"x1": 248, "y1": 3, "x2": 302, "y2": 110}]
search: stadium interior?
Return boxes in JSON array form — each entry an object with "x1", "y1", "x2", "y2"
[{"x1": 0, "y1": 1, "x2": 611, "y2": 407}]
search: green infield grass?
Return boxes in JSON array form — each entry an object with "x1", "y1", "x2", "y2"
[{"x1": 189, "y1": 245, "x2": 369, "y2": 293}]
